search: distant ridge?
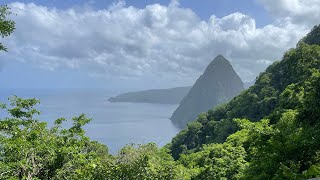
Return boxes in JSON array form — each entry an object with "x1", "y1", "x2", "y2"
[
  {"x1": 108, "y1": 86, "x2": 191, "y2": 104},
  {"x1": 170, "y1": 55, "x2": 244, "y2": 127}
]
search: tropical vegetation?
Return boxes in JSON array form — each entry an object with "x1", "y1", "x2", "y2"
[{"x1": 1, "y1": 4, "x2": 320, "y2": 179}]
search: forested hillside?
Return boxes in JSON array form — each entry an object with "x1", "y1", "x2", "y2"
[
  {"x1": 1, "y1": 4, "x2": 320, "y2": 179},
  {"x1": 167, "y1": 24, "x2": 320, "y2": 179}
]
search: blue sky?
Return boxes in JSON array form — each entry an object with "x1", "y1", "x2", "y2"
[
  {"x1": 0, "y1": 0, "x2": 319, "y2": 90},
  {"x1": 1, "y1": 0, "x2": 273, "y2": 26}
]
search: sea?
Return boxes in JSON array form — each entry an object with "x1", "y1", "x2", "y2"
[{"x1": 0, "y1": 89, "x2": 181, "y2": 154}]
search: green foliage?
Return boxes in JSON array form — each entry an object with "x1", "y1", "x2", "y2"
[
  {"x1": 168, "y1": 25, "x2": 320, "y2": 179},
  {"x1": 0, "y1": 4, "x2": 15, "y2": 52},
  {"x1": 0, "y1": 97, "x2": 190, "y2": 179},
  {"x1": 106, "y1": 144, "x2": 190, "y2": 180},
  {"x1": 300, "y1": 24, "x2": 320, "y2": 46},
  {"x1": 1, "y1": 5, "x2": 320, "y2": 179},
  {"x1": 179, "y1": 131, "x2": 249, "y2": 180},
  {"x1": 0, "y1": 96, "x2": 111, "y2": 179},
  {"x1": 169, "y1": 32, "x2": 320, "y2": 159},
  {"x1": 1, "y1": 41, "x2": 320, "y2": 179}
]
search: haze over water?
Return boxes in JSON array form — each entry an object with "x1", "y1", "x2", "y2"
[{"x1": 0, "y1": 89, "x2": 180, "y2": 154}]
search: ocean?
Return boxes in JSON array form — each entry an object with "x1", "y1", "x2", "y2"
[{"x1": 0, "y1": 89, "x2": 181, "y2": 154}]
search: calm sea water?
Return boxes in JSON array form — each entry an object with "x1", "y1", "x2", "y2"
[{"x1": 0, "y1": 89, "x2": 180, "y2": 154}]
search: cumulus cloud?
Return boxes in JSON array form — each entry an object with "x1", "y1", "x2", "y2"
[
  {"x1": 258, "y1": 0, "x2": 320, "y2": 26},
  {"x1": 0, "y1": 1, "x2": 316, "y2": 85}
]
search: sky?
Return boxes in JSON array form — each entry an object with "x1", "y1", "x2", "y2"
[{"x1": 0, "y1": 0, "x2": 320, "y2": 90}]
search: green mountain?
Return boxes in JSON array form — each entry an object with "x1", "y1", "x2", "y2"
[
  {"x1": 108, "y1": 86, "x2": 191, "y2": 104},
  {"x1": 167, "y1": 25, "x2": 320, "y2": 179},
  {"x1": 170, "y1": 55, "x2": 244, "y2": 127}
]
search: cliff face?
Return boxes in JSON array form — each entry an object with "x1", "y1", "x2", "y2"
[
  {"x1": 170, "y1": 55, "x2": 244, "y2": 127},
  {"x1": 108, "y1": 86, "x2": 191, "y2": 104}
]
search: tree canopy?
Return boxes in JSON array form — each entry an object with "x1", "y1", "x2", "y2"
[
  {"x1": 167, "y1": 25, "x2": 320, "y2": 179},
  {"x1": 0, "y1": 4, "x2": 15, "y2": 52}
]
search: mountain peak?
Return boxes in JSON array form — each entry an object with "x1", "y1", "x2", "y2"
[
  {"x1": 204, "y1": 55, "x2": 232, "y2": 74},
  {"x1": 216, "y1": 54, "x2": 225, "y2": 59},
  {"x1": 171, "y1": 55, "x2": 244, "y2": 127},
  {"x1": 214, "y1": 54, "x2": 228, "y2": 63}
]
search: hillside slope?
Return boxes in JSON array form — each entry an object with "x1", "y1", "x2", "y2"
[{"x1": 167, "y1": 25, "x2": 320, "y2": 179}]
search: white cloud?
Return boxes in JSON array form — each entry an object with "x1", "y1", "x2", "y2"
[
  {"x1": 258, "y1": 0, "x2": 320, "y2": 26},
  {"x1": 0, "y1": 1, "x2": 317, "y2": 86}
]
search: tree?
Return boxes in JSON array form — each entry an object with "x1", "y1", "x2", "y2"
[
  {"x1": 0, "y1": 96, "x2": 112, "y2": 179},
  {"x1": 0, "y1": 96, "x2": 190, "y2": 179},
  {"x1": 0, "y1": 4, "x2": 15, "y2": 52}
]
